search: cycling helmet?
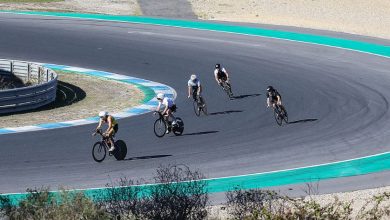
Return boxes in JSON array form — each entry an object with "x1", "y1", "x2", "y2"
[
  {"x1": 215, "y1": 63, "x2": 221, "y2": 69},
  {"x1": 267, "y1": 86, "x2": 274, "y2": 91},
  {"x1": 156, "y1": 93, "x2": 164, "y2": 100},
  {"x1": 99, "y1": 111, "x2": 108, "y2": 118},
  {"x1": 190, "y1": 74, "x2": 197, "y2": 81}
]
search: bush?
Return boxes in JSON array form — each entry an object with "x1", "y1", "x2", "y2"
[
  {"x1": 99, "y1": 164, "x2": 209, "y2": 220},
  {"x1": 0, "y1": 187, "x2": 109, "y2": 220},
  {"x1": 226, "y1": 188, "x2": 353, "y2": 219}
]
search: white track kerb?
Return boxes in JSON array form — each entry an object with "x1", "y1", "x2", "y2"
[{"x1": 0, "y1": 63, "x2": 177, "y2": 135}]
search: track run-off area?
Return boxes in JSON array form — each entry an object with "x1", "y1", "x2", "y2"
[{"x1": 1, "y1": 12, "x2": 390, "y2": 201}]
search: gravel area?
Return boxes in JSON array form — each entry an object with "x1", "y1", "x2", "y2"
[
  {"x1": 0, "y1": 71, "x2": 144, "y2": 127},
  {"x1": 190, "y1": 0, "x2": 390, "y2": 40},
  {"x1": 0, "y1": 0, "x2": 141, "y2": 15},
  {"x1": 206, "y1": 186, "x2": 390, "y2": 219}
]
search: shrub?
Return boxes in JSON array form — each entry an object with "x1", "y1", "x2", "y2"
[{"x1": 0, "y1": 187, "x2": 109, "y2": 220}]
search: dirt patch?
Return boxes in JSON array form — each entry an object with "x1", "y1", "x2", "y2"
[
  {"x1": 189, "y1": 0, "x2": 390, "y2": 40},
  {"x1": 0, "y1": 0, "x2": 141, "y2": 15},
  {"x1": 0, "y1": 71, "x2": 144, "y2": 127}
]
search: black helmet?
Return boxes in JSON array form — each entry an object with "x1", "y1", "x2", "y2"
[
  {"x1": 267, "y1": 86, "x2": 274, "y2": 91},
  {"x1": 215, "y1": 63, "x2": 221, "y2": 69}
]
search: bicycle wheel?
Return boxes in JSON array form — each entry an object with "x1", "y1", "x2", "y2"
[
  {"x1": 273, "y1": 107, "x2": 283, "y2": 126},
  {"x1": 173, "y1": 117, "x2": 184, "y2": 136},
  {"x1": 281, "y1": 106, "x2": 288, "y2": 124},
  {"x1": 193, "y1": 100, "x2": 201, "y2": 116},
  {"x1": 227, "y1": 86, "x2": 233, "y2": 98},
  {"x1": 154, "y1": 118, "x2": 167, "y2": 137},
  {"x1": 114, "y1": 140, "x2": 127, "y2": 160},
  {"x1": 92, "y1": 142, "x2": 106, "y2": 162},
  {"x1": 200, "y1": 98, "x2": 208, "y2": 115}
]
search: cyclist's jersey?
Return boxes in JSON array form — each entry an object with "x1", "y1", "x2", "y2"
[
  {"x1": 188, "y1": 79, "x2": 201, "y2": 88},
  {"x1": 162, "y1": 97, "x2": 175, "y2": 108},
  {"x1": 214, "y1": 68, "x2": 227, "y2": 79},
  {"x1": 267, "y1": 90, "x2": 281, "y2": 102},
  {"x1": 109, "y1": 115, "x2": 118, "y2": 126}
]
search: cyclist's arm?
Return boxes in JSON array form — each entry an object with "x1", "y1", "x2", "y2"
[
  {"x1": 96, "y1": 118, "x2": 103, "y2": 130},
  {"x1": 162, "y1": 105, "x2": 168, "y2": 115},
  {"x1": 276, "y1": 95, "x2": 282, "y2": 105},
  {"x1": 156, "y1": 102, "x2": 162, "y2": 111},
  {"x1": 106, "y1": 116, "x2": 114, "y2": 134},
  {"x1": 223, "y1": 68, "x2": 229, "y2": 80},
  {"x1": 188, "y1": 86, "x2": 192, "y2": 98},
  {"x1": 214, "y1": 71, "x2": 220, "y2": 84}
]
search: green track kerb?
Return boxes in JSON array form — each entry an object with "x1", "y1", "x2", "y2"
[{"x1": 1, "y1": 11, "x2": 390, "y2": 205}]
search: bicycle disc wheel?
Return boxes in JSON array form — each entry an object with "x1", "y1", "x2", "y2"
[
  {"x1": 193, "y1": 100, "x2": 201, "y2": 116},
  {"x1": 92, "y1": 142, "x2": 106, "y2": 162},
  {"x1": 273, "y1": 108, "x2": 283, "y2": 126},
  {"x1": 154, "y1": 119, "x2": 167, "y2": 137},
  {"x1": 114, "y1": 140, "x2": 127, "y2": 160}
]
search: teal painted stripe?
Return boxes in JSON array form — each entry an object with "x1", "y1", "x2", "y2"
[
  {"x1": 3, "y1": 151, "x2": 390, "y2": 206},
  {"x1": 2, "y1": 11, "x2": 390, "y2": 58}
]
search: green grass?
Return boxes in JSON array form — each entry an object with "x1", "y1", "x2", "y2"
[{"x1": 0, "y1": 0, "x2": 62, "y2": 3}]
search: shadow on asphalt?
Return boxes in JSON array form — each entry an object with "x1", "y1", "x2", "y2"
[
  {"x1": 209, "y1": 110, "x2": 243, "y2": 115},
  {"x1": 232, "y1": 93, "x2": 261, "y2": 100},
  {"x1": 181, "y1": 131, "x2": 219, "y2": 136},
  {"x1": 125, "y1": 154, "x2": 172, "y2": 161},
  {"x1": 288, "y1": 119, "x2": 318, "y2": 124}
]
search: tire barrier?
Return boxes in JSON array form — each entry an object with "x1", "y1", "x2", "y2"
[{"x1": 0, "y1": 59, "x2": 57, "y2": 114}]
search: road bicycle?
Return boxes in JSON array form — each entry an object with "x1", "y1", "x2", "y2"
[
  {"x1": 153, "y1": 111, "x2": 184, "y2": 137},
  {"x1": 220, "y1": 80, "x2": 233, "y2": 99},
  {"x1": 193, "y1": 94, "x2": 207, "y2": 116},
  {"x1": 273, "y1": 104, "x2": 288, "y2": 126},
  {"x1": 92, "y1": 129, "x2": 127, "y2": 162}
]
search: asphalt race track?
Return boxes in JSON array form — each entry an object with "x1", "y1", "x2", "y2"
[{"x1": 1, "y1": 13, "x2": 390, "y2": 195}]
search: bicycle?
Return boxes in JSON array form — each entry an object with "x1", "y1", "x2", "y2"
[
  {"x1": 192, "y1": 94, "x2": 207, "y2": 116},
  {"x1": 153, "y1": 111, "x2": 184, "y2": 137},
  {"x1": 91, "y1": 129, "x2": 127, "y2": 162},
  {"x1": 273, "y1": 104, "x2": 288, "y2": 126},
  {"x1": 220, "y1": 80, "x2": 233, "y2": 99}
]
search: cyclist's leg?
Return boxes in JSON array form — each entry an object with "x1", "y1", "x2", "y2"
[{"x1": 107, "y1": 130, "x2": 115, "y2": 151}]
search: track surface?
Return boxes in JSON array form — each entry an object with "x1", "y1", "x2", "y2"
[{"x1": 1, "y1": 13, "x2": 390, "y2": 194}]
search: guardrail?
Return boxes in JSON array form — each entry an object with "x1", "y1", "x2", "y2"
[{"x1": 0, "y1": 59, "x2": 57, "y2": 114}]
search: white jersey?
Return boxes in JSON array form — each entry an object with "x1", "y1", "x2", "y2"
[
  {"x1": 214, "y1": 67, "x2": 227, "y2": 77},
  {"x1": 162, "y1": 97, "x2": 174, "y2": 108},
  {"x1": 188, "y1": 78, "x2": 201, "y2": 87}
]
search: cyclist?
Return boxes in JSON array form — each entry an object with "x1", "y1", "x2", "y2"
[
  {"x1": 187, "y1": 74, "x2": 204, "y2": 106},
  {"x1": 96, "y1": 111, "x2": 118, "y2": 152},
  {"x1": 266, "y1": 86, "x2": 282, "y2": 108},
  {"x1": 214, "y1": 63, "x2": 231, "y2": 88},
  {"x1": 156, "y1": 93, "x2": 177, "y2": 133}
]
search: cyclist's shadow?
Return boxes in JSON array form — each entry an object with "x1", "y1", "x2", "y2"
[
  {"x1": 231, "y1": 93, "x2": 261, "y2": 100},
  {"x1": 124, "y1": 154, "x2": 172, "y2": 161}
]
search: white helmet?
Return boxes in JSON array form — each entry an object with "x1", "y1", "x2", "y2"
[
  {"x1": 156, "y1": 93, "x2": 164, "y2": 100},
  {"x1": 99, "y1": 111, "x2": 108, "y2": 118},
  {"x1": 190, "y1": 74, "x2": 197, "y2": 80}
]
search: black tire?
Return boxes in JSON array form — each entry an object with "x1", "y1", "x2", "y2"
[
  {"x1": 173, "y1": 118, "x2": 184, "y2": 136},
  {"x1": 154, "y1": 118, "x2": 167, "y2": 137},
  {"x1": 114, "y1": 140, "x2": 127, "y2": 160},
  {"x1": 201, "y1": 98, "x2": 208, "y2": 115},
  {"x1": 274, "y1": 107, "x2": 283, "y2": 126},
  {"x1": 92, "y1": 142, "x2": 106, "y2": 162},
  {"x1": 228, "y1": 86, "x2": 233, "y2": 98},
  {"x1": 281, "y1": 106, "x2": 288, "y2": 124},
  {"x1": 193, "y1": 100, "x2": 201, "y2": 116}
]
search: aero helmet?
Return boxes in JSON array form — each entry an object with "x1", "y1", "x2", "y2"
[
  {"x1": 157, "y1": 93, "x2": 164, "y2": 100},
  {"x1": 190, "y1": 74, "x2": 197, "y2": 81},
  {"x1": 267, "y1": 86, "x2": 274, "y2": 91},
  {"x1": 99, "y1": 111, "x2": 108, "y2": 118},
  {"x1": 215, "y1": 63, "x2": 221, "y2": 69}
]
